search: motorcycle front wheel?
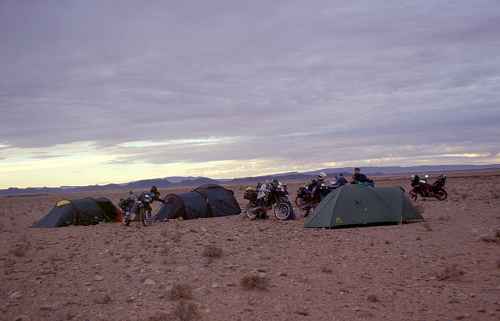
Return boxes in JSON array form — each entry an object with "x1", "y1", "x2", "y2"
[
  {"x1": 124, "y1": 212, "x2": 131, "y2": 226},
  {"x1": 274, "y1": 201, "x2": 294, "y2": 220},
  {"x1": 435, "y1": 189, "x2": 448, "y2": 201},
  {"x1": 244, "y1": 203, "x2": 257, "y2": 220},
  {"x1": 138, "y1": 208, "x2": 147, "y2": 226}
]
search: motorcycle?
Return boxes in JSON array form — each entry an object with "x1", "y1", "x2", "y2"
[
  {"x1": 243, "y1": 181, "x2": 294, "y2": 220},
  {"x1": 119, "y1": 191, "x2": 154, "y2": 226},
  {"x1": 409, "y1": 174, "x2": 447, "y2": 201},
  {"x1": 295, "y1": 183, "x2": 333, "y2": 217}
]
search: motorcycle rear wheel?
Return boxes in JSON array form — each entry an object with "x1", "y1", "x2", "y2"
[
  {"x1": 274, "y1": 201, "x2": 294, "y2": 220},
  {"x1": 295, "y1": 196, "x2": 316, "y2": 217},
  {"x1": 143, "y1": 209, "x2": 155, "y2": 226},
  {"x1": 245, "y1": 205, "x2": 268, "y2": 220},
  {"x1": 244, "y1": 203, "x2": 256, "y2": 220},
  {"x1": 435, "y1": 189, "x2": 448, "y2": 201}
]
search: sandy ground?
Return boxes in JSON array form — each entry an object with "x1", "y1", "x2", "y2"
[{"x1": 1, "y1": 173, "x2": 500, "y2": 321}]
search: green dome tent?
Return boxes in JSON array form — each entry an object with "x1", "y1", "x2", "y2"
[
  {"x1": 304, "y1": 185, "x2": 422, "y2": 228},
  {"x1": 33, "y1": 197, "x2": 121, "y2": 228}
]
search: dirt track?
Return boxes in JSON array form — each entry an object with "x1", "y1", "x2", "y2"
[{"x1": 1, "y1": 174, "x2": 500, "y2": 321}]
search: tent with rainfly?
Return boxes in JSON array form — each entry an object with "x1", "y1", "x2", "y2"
[
  {"x1": 155, "y1": 184, "x2": 241, "y2": 221},
  {"x1": 32, "y1": 197, "x2": 122, "y2": 228},
  {"x1": 304, "y1": 185, "x2": 422, "y2": 228}
]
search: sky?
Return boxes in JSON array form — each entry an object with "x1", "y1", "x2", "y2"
[{"x1": 1, "y1": 0, "x2": 500, "y2": 188}]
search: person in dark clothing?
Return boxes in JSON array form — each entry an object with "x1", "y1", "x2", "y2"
[
  {"x1": 351, "y1": 168, "x2": 374, "y2": 186},
  {"x1": 149, "y1": 186, "x2": 164, "y2": 203},
  {"x1": 334, "y1": 173, "x2": 348, "y2": 187},
  {"x1": 141, "y1": 186, "x2": 165, "y2": 216}
]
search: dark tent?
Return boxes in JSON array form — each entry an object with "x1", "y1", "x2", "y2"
[
  {"x1": 155, "y1": 184, "x2": 241, "y2": 221},
  {"x1": 157, "y1": 192, "x2": 210, "y2": 220},
  {"x1": 193, "y1": 184, "x2": 242, "y2": 216},
  {"x1": 304, "y1": 185, "x2": 423, "y2": 228},
  {"x1": 33, "y1": 197, "x2": 120, "y2": 228}
]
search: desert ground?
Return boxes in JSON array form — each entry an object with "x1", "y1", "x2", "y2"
[{"x1": 1, "y1": 172, "x2": 500, "y2": 321}]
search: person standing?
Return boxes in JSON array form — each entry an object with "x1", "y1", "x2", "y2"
[{"x1": 351, "y1": 168, "x2": 374, "y2": 186}]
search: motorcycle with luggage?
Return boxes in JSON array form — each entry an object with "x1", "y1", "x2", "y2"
[
  {"x1": 243, "y1": 180, "x2": 294, "y2": 220},
  {"x1": 409, "y1": 174, "x2": 448, "y2": 201},
  {"x1": 295, "y1": 183, "x2": 333, "y2": 217},
  {"x1": 119, "y1": 191, "x2": 155, "y2": 226}
]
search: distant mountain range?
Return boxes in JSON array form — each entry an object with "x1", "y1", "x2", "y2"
[{"x1": 2, "y1": 164, "x2": 500, "y2": 196}]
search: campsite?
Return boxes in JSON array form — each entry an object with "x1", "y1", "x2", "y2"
[
  {"x1": 1, "y1": 172, "x2": 499, "y2": 321},
  {"x1": 2, "y1": 1, "x2": 499, "y2": 320}
]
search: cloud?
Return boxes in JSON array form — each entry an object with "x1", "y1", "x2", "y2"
[{"x1": 0, "y1": 0, "x2": 499, "y2": 187}]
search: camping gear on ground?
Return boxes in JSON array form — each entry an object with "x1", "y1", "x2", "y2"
[
  {"x1": 244, "y1": 180, "x2": 294, "y2": 220},
  {"x1": 33, "y1": 197, "x2": 121, "y2": 228},
  {"x1": 304, "y1": 185, "x2": 423, "y2": 228},
  {"x1": 409, "y1": 174, "x2": 447, "y2": 201},
  {"x1": 155, "y1": 184, "x2": 241, "y2": 221},
  {"x1": 119, "y1": 191, "x2": 155, "y2": 226}
]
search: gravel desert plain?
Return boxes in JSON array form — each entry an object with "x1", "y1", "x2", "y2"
[{"x1": 1, "y1": 172, "x2": 500, "y2": 321}]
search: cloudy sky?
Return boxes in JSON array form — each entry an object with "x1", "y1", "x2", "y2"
[{"x1": 1, "y1": 0, "x2": 500, "y2": 188}]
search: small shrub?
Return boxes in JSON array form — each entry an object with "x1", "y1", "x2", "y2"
[
  {"x1": 295, "y1": 309, "x2": 309, "y2": 316},
  {"x1": 169, "y1": 284, "x2": 193, "y2": 301},
  {"x1": 173, "y1": 301, "x2": 200, "y2": 321},
  {"x1": 10, "y1": 242, "x2": 30, "y2": 258},
  {"x1": 367, "y1": 294, "x2": 379, "y2": 303},
  {"x1": 240, "y1": 273, "x2": 269, "y2": 291},
  {"x1": 160, "y1": 247, "x2": 170, "y2": 257},
  {"x1": 422, "y1": 223, "x2": 433, "y2": 232},
  {"x1": 147, "y1": 311, "x2": 169, "y2": 321},
  {"x1": 202, "y1": 245, "x2": 223, "y2": 260},
  {"x1": 171, "y1": 232, "x2": 182, "y2": 244},
  {"x1": 437, "y1": 264, "x2": 465, "y2": 281},
  {"x1": 321, "y1": 266, "x2": 333, "y2": 274},
  {"x1": 93, "y1": 293, "x2": 112, "y2": 304},
  {"x1": 479, "y1": 235, "x2": 498, "y2": 243}
]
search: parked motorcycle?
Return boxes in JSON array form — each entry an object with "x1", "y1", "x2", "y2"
[
  {"x1": 119, "y1": 191, "x2": 154, "y2": 226},
  {"x1": 295, "y1": 183, "x2": 333, "y2": 217},
  {"x1": 243, "y1": 181, "x2": 294, "y2": 220},
  {"x1": 409, "y1": 174, "x2": 447, "y2": 201}
]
